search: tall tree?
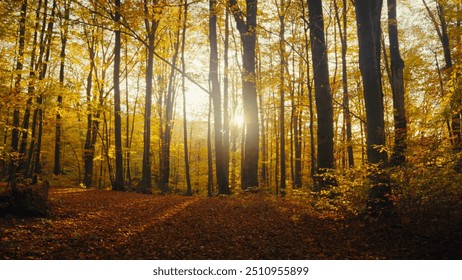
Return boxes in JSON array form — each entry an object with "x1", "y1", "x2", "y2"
[
  {"x1": 113, "y1": 0, "x2": 125, "y2": 191},
  {"x1": 141, "y1": 0, "x2": 159, "y2": 193},
  {"x1": 181, "y1": 0, "x2": 192, "y2": 196},
  {"x1": 354, "y1": 0, "x2": 393, "y2": 215},
  {"x1": 301, "y1": 0, "x2": 316, "y2": 179},
  {"x1": 307, "y1": 0, "x2": 335, "y2": 190},
  {"x1": 159, "y1": 6, "x2": 182, "y2": 193},
  {"x1": 18, "y1": 0, "x2": 42, "y2": 177},
  {"x1": 334, "y1": 0, "x2": 354, "y2": 168},
  {"x1": 83, "y1": 27, "x2": 97, "y2": 188},
  {"x1": 223, "y1": 4, "x2": 231, "y2": 189},
  {"x1": 30, "y1": 0, "x2": 57, "y2": 184},
  {"x1": 210, "y1": 0, "x2": 230, "y2": 194},
  {"x1": 8, "y1": 0, "x2": 28, "y2": 189},
  {"x1": 54, "y1": 0, "x2": 70, "y2": 175},
  {"x1": 276, "y1": 0, "x2": 289, "y2": 195},
  {"x1": 387, "y1": 0, "x2": 407, "y2": 166},
  {"x1": 228, "y1": 0, "x2": 259, "y2": 190}
]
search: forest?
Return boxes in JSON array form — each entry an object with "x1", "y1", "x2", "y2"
[{"x1": 0, "y1": 0, "x2": 461, "y2": 259}]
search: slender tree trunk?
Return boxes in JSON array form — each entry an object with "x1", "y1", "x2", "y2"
[
  {"x1": 293, "y1": 55, "x2": 303, "y2": 188},
  {"x1": 181, "y1": 0, "x2": 192, "y2": 196},
  {"x1": 307, "y1": 0, "x2": 335, "y2": 190},
  {"x1": 258, "y1": 93, "x2": 268, "y2": 187},
  {"x1": 9, "y1": 0, "x2": 28, "y2": 189},
  {"x1": 54, "y1": 1, "x2": 70, "y2": 175},
  {"x1": 83, "y1": 60, "x2": 95, "y2": 188},
  {"x1": 207, "y1": 95, "x2": 214, "y2": 196},
  {"x1": 355, "y1": 0, "x2": 393, "y2": 216},
  {"x1": 113, "y1": 0, "x2": 124, "y2": 191},
  {"x1": 19, "y1": 0, "x2": 41, "y2": 176},
  {"x1": 334, "y1": 0, "x2": 354, "y2": 168},
  {"x1": 278, "y1": 0, "x2": 287, "y2": 196},
  {"x1": 31, "y1": 0, "x2": 56, "y2": 184},
  {"x1": 160, "y1": 8, "x2": 182, "y2": 193},
  {"x1": 223, "y1": 5, "x2": 230, "y2": 185},
  {"x1": 141, "y1": 0, "x2": 159, "y2": 193},
  {"x1": 302, "y1": 2, "x2": 316, "y2": 180},
  {"x1": 210, "y1": 0, "x2": 230, "y2": 194},
  {"x1": 387, "y1": 0, "x2": 407, "y2": 166}
]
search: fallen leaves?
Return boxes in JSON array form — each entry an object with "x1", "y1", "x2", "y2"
[{"x1": 0, "y1": 187, "x2": 460, "y2": 259}]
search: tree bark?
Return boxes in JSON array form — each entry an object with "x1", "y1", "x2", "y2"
[
  {"x1": 9, "y1": 0, "x2": 28, "y2": 190},
  {"x1": 113, "y1": 0, "x2": 125, "y2": 191},
  {"x1": 334, "y1": 0, "x2": 354, "y2": 168},
  {"x1": 223, "y1": 5, "x2": 231, "y2": 186},
  {"x1": 302, "y1": 1, "x2": 316, "y2": 180},
  {"x1": 141, "y1": 0, "x2": 159, "y2": 193},
  {"x1": 307, "y1": 0, "x2": 335, "y2": 190},
  {"x1": 355, "y1": 0, "x2": 393, "y2": 216},
  {"x1": 181, "y1": 0, "x2": 192, "y2": 196},
  {"x1": 387, "y1": 0, "x2": 407, "y2": 166},
  {"x1": 228, "y1": 0, "x2": 259, "y2": 190},
  {"x1": 160, "y1": 7, "x2": 182, "y2": 193},
  {"x1": 54, "y1": 1, "x2": 70, "y2": 175},
  {"x1": 277, "y1": 0, "x2": 287, "y2": 196},
  {"x1": 210, "y1": 0, "x2": 230, "y2": 194}
]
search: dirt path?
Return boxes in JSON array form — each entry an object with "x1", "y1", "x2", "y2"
[{"x1": 0, "y1": 188, "x2": 459, "y2": 259}]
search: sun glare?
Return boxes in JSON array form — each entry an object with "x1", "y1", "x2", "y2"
[{"x1": 232, "y1": 113, "x2": 245, "y2": 128}]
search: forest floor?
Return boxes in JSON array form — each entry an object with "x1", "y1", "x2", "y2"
[{"x1": 0, "y1": 186, "x2": 461, "y2": 259}]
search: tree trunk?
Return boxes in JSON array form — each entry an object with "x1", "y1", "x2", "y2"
[
  {"x1": 113, "y1": 0, "x2": 124, "y2": 191},
  {"x1": 223, "y1": 5, "x2": 231, "y2": 186},
  {"x1": 228, "y1": 0, "x2": 259, "y2": 190},
  {"x1": 354, "y1": 0, "x2": 393, "y2": 216},
  {"x1": 207, "y1": 95, "x2": 214, "y2": 196},
  {"x1": 302, "y1": 2, "x2": 316, "y2": 180},
  {"x1": 210, "y1": 0, "x2": 230, "y2": 194},
  {"x1": 9, "y1": 0, "x2": 28, "y2": 190},
  {"x1": 334, "y1": 0, "x2": 354, "y2": 168},
  {"x1": 277, "y1": 0, "x2": 287, "y2": 196},
  {"x1": 307, "y1": 0, "x2": 335, "y2": 190},
  {"x1": 181, "y1": 0, "x2": 192, "y2": 196},
  {"x1": 160, "y1": 8, "x2": 182, "y2": 193},
  {"x1": 387, "y1": 0, "x2": 407, "y2": 166},
  {"x1": 54, "y1": 1, "x2": 70, "y2": 175},
  {"x1": 141, "y1": 0, "x2": 159, "y2": 193},
  {"x1": 31, "y1": 0, "x2": 56, "y2": 184},
  {"x1": 83, "y1": 61, "x2": 95, "y2": 188}
]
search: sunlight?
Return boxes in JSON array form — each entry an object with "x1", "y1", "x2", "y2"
[{"x1": 232, "y1": 113, "x2": 245, "y2": 128}]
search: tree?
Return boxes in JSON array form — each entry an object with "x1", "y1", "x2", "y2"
[
  {"x1": 333, "y1": 0, "x2": 354, "y2": 168},
  {"x1": 29, "y1": 0, "x2": 57, "y2": 184},
  {"x1": 113, "y1": 0, "x2": 125, "y2": 191},
  {"x1": 210, "y1": 0, "x2": 230, "y2": 194},
  {"x1": 223, "y1": 4, "x2": 231, "y2": 188},
  {"x1": 354, "y1": 0, "x2": 393, "y2": 215},
  {"x1": 307, "y1": 0, "x2": 335, "y2": 190},
  {"x1": 276, "y1": 0, "x2": 289, "y2": 195},
  {"x1": 83, "y1": 27, "x2": 97, "y2": 188},
  {"x1": 8, "y1": 0, "x2": 28, "y2": 190},
  {"x1": 387, "y1": 0, "x2": 407, "y2": 166},
  {"x1": 228, "y1": 0, "x2": 259, "y2": 190},
  {"x1": 141, "y1": 0, "x2": 160, "y2": 193},
  {"x1": 159, "y1": 5, "x2": 182, "y2": 194},
  {"x1": 181, "y1": 0, "x2": 192, "y2": 196},
  {"x1": 54, "y1": 0, "x2": 71, "y2": 175}
]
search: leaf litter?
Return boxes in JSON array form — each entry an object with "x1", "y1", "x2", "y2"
[{"x1": 0, "y1": 187, "x2": 460, "y2": 259}]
